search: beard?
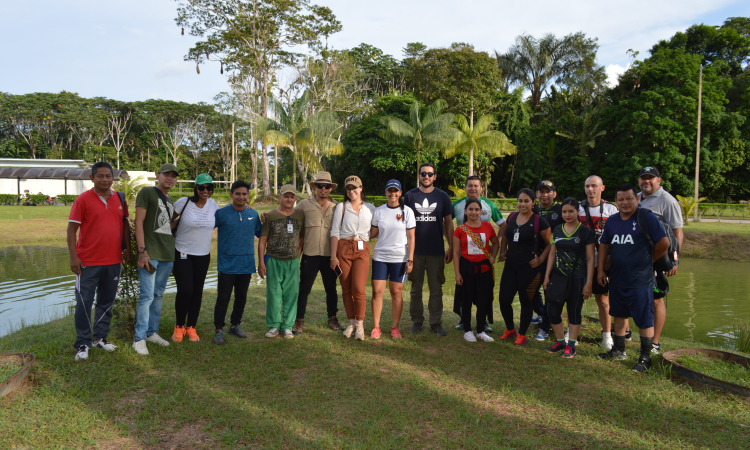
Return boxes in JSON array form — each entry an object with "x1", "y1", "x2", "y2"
[{"x1": 419, "y1": 179, "x2": 433, "y2": 188}]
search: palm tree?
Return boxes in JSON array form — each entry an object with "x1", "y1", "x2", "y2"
[
  {"x1": 113, "y1": 175, "x2": 147, "y2": 206},
  {"x1": 444, "y1": 110, "x2": 517, "y2": 176},
  {"x1": 378, "y1": 99, "x2": 456, "y2": 183},
  {"x1": 264, "y1": 90, "x2": 344, "y2": 196},
  {"x1": 554, "y1": 103, "x2": 607, "y2": 158},
  {"x1": 496, "y1": 33, "x2": 580, "y2": 107}
]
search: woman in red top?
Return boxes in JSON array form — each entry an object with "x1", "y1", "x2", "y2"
[{"x1": 452, "y1": 198, "x2": 499, "y2": 343}]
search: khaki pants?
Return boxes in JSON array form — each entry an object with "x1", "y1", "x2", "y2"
[
  {"x1": 338, "y1": 240, "x2": 370, "y2": 320},
  {"x1": 408, "y1": 255, "x2": 445, "y2": 326}
]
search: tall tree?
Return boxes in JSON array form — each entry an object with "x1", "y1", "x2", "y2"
[{"x1": 176, "y1": 0, "x2": 341, "y2": 197}]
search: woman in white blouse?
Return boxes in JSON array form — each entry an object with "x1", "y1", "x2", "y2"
[{"x1": 330, "y1": 175, "x2": 376, "y2": 341}]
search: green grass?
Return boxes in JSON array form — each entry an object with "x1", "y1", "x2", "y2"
[
  {"x1": 674, "y1": 354, "x2": 750, "y2": 387},
  {"x1": 0, "y1": 356, "x2": 24, "y2": 382},
  {"x1": 733, "y1": 321, "x2": 750, "y2": 353},
  {"x1": 1, "y1": 279, "x2": 749, "y2": 449},
  {"x1": 685, "y1": 221, "x2": 750, "y2": 235}
]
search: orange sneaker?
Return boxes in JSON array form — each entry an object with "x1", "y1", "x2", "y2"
[
  {"x1": 185, "y1": 326, "x2": 200, "y2": 342},
  {"x1": 172, "y1": 325, "x2": 186, "y2": 342},
  {"x1": 499, "y1": 329, "x2": 517, "y2": 340},
  {"x1": 370, "y1": 327, "x2": 382, "y2": 339},
  {"x1": 391, "y1": 328, "x2": 402, "y2": 339},
  {"x1": 514, "y1": 334, "x2": 528, "y2": 346}
]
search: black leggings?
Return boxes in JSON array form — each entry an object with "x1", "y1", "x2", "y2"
[
  {"x1": 546, "y1": 277, "x2": 585, "y2": 326},
  {"x1": 498, "y1": 263, "x2": 543, "y2": 336},
  {"x1": 173, "y1": 250, "x2": 211, "y2": 327}
]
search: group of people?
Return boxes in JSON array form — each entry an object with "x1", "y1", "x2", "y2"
[{"x1": 67, "y1": 160, "x2": 682, "y2": 373}]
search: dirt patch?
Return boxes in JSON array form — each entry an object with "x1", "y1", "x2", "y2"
[
  {"x1": 147, "y1": 420, "x2": 216, "y2": 450},
  {"x1": 683, "y1": 231, "x2": 750, "y2": 262}
]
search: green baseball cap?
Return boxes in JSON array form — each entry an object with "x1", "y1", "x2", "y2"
[
  {"x1": 195, "y1": 173, "x2": 213, "y2": 185},
  {"x1": 158, "y1": 163, "x2": 178, "y2": 174}
]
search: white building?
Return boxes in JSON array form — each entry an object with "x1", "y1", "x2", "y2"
[{"x1": 0, "y1": 159, "x2": 129, "y2": 197}]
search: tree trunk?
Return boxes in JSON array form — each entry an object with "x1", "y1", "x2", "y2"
[
  {"x1": 262, "y1": 142, "x2": 270, "y2": 198},
  {"x1": 273, "y1": 146, "x2": 278, "y2": 195},
  {"x1": 292, "y1": 146, "x2": 297, "y2": 189},
  {"x1": 261, "y1": 67, "x2": 271, "y2": 198},
  {"x1": 297, "y1": 157, "x2": 312, "y2": 196},
  {"x1": 252, "y1": 139, "x2": 258, "y2": 192},
  {"x1": 416, "y1": 142, "x2": 421, "y2": 186},
  {"x1": 468, "y1": 109, "x2": 474, "y2": 176}
]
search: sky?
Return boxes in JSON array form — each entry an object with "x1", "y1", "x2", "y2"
[{"x1": 1, "y1": 0, "x2": 749, "y2": 105}]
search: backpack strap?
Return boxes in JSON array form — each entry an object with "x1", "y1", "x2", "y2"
[
  {"x1": 636, "y1": 207, "x2": 655, "y2": 249},
  {"x1": 116, "y1": 191, "x2": 129, "y2": 251},
  {"x1": 533, "y1": 213, "x2": 540, "y2": 255}
]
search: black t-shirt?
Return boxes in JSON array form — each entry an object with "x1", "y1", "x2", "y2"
[
  {"x1": 504, "y1": 213, "x2": 550, "y2": 265},
  {"x1": 551, "y1": 223, "x2": 595, "y2": 278},
  {"x1": 404, "y1": 187, "x2": 453, "y2": 257},
  {"x1": 539, "y1": 203, "x2": 564, "y2": 232}
]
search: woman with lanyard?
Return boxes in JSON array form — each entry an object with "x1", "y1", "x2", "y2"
[
  {"x1": 453, "y1": 198, "x2": 499, "y2": 342},
  {"x1": 543, "y1": 198, "x2": 596, "y2": 358},
  {"x1": 369, "y1": 180, "x2": 416, "y2": 339},
  {"x1": 170, "y1": 174, "x2": 219, "y2": 342},
  {"x1": 330, "y1": 176, "x2": 376, "y2": 341},
  {"x1": 497, "y1": 188, "x2": 552, "y2": 346}
]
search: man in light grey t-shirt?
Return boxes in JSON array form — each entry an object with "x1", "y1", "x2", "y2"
[{"x1": 637, "y1": 166, "x2": 683, "y2": 355}]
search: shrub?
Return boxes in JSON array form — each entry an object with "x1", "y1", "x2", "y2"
[
  {"x1": 57, "y1": 194, "x2": 79, "y2": 205},
  {"x1": 112, "y1": 220, "x2": 138, "y2": 330},
  {"x1": 0, "y1": 194, "x2": 19, "y2": 205},
  {"x1": 27, "y1": 194, "x2": 48, "y2": 205}
]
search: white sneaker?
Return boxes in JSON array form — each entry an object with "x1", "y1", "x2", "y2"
[
  {"x1": 132, "y1": 340, "x2": 149, "y2": 356},
  {"x1": 282, "y1": 329, "x2": 294, "y2": 339},
  {"x1": 463, "y1": 331, "x2": 477, "y2": 342},
  {"x1": 92, "y1": 338, "x2": 118, "y2": 352},
  {"x1": 342, "y1": 325, "x2": 354, "y2": 338},
  {"x1": 75, "y1": 345, "x2": 89, "y2": 361},
  {"x1": 265, "y1": 328, "x2": 279, "y2": 338},
  {"x1": 146, "y1": 333, "x2": 170, "y2": 347},
  {"x1": 476, "y1": 332, "x2": 494, "y2": 342},
  {"x1": 601, "y1": 332, "x2": 614, "y2": 351}
]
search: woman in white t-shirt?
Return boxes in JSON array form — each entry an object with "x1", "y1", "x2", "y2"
[
  {"x1": 170, "y1": 173, "x2": 219, "y2": 343},
  {"x1": 369, "y1": 180, "x2": 416, "y2": 339}
]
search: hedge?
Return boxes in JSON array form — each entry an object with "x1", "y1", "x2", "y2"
[
  {"x1": 57, "y1": 195, "x2": 79, "y2": 205},
  {"x1": 697, "y1": 203, "x2": 750, "y2": 219},
  {"x1": 0, "y1": 194, "x2": 19, "y2": 205}
]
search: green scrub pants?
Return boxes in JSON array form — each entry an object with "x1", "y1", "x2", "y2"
[{"x1": 266, "y1": 257, "x2": 300, "y2": 331}]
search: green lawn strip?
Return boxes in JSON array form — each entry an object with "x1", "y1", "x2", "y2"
[
  {"x1": 686, "y1": 222, "x2": 750, "y2": 235},
  {"x1": 674, "y1": 354, "x2": 750, "y2": 388},
  {"x1": 1, "y1": 281, "x2": 749, "y2": 449}
]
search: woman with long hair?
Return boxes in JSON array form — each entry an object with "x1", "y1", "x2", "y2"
[
  {"x1": 330, "y1": 176, "x2": 376, "y2": 341},
  {"x1": 543, "y1": 197, "x2": 596, "y2": 358},
  {"x1": 369, "y1": 180, "x2": 416, "y2": 339},
  {"x1": 453, "y1": 198, "x2": 499, "y2": 342},
  {"x1": 171, "y1": 174, "x2": 219, "y2": 342},
  {"x1": 497, "y1": 188, "x2": 552, "y2": 346}
]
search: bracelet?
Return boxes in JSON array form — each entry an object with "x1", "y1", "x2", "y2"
[{"x1": 330, "y1": 257, "x2": 338, "y2": 261}]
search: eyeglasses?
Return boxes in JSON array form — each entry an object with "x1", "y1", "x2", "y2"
[
  {"x1": 419, "y1": 172, "x2": 435, "y2": 178},
  {"x1": 197, "y1": 185, "x2": 214, "y2": 192},
  {"x1": 315, "y1": 184, "x2": 332, "y2": 190}
]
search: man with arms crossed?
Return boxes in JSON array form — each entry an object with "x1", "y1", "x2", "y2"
[
  {"x1": 405, "y1": 163, "x2": 454, "y2": 336},
  {"x1": 68, "y1": 161, "x2": 130, "y2": 361},
  {"x1": 133, "y1": 163, "x2": 178, "y2": 355},
  {"x1": 579, "y1": 175, "x2": 622, "y2": 350},
  {"x1": 452, "y1": 175, "x2": 506, "y2": 332},
  {"x1": 637, "y1": 166, "x2": 682, "y2": 354},
  {"x1": 597, "y1": 184, "x2": 668, "y2": 372}
]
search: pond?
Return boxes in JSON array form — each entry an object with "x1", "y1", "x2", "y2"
[{"x1": 0, "y1": 245, "x2": 748, "y2": 349}]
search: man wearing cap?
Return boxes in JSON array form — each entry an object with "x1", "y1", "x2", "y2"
[
  {"x1": 133, "y1": 163, "x2": 178, "y2": 355},
  {"x1": 452, "y1": 175, "x2": 506, "y2": 332},
  {"x1": 258, "y1": 184, "x2": 306, "y2": 339},
  {"x1": 638, "y1": 166, "x2": 683, "y2": 354},
  {"x1": 532, "y1": 180, "x2": 564, "y2": 341},
  {"x1": 291, "y1": 172, "x2": 343, "y2": 333},
  {"x1": 404, "y1": 163, "x2": 454, "y2": 336},
  {"x1": 212, "y1": 180, "x2": 261, "y2": 345}
]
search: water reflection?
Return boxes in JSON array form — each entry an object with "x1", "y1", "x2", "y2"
[{"x1": 0, "y1": 246, "x2": 748, "y2": 348}]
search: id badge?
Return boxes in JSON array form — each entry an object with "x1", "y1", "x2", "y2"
[
  {"x1": 357, "y1": 240, "x2": 364, "y2": 251},
  {"x1": 287, "y1": 223, "x2": 294, "y2": 233},
  {"x1": 180, "y1": 252, "x2": 187, "y2": 260},
  {"x1": 513, "y1": 230, "x2": 520, "y2": 242}
]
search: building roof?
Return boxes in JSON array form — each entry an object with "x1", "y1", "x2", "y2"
[
  {"x1": 0, "y1": 167, "x2": 129, "y2": 180},
  {"x1": 0, "y1": 158, "x2": 91, "y2": 169}
]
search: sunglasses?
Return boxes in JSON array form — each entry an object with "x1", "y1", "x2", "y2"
[
  {"x1": 316, "y1": 184, "x2": 332, "y2": 190},
  {"x1": 197, "y1": 185, "x2": 214, "y2": 192},
  {"x1": 419, "y1": 172, "x2": 435, "y2": 178}
]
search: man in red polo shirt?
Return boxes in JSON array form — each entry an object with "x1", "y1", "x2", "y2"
[{"x1": 67, "y1": 161, "x2": 130, "y2": 361}]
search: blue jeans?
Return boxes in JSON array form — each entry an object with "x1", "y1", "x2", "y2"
[{"x1": 134, "y1": 259, "x2": 174, "y2": 342}]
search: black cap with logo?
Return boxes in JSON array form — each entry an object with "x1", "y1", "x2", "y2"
[
  {"x1": 639, "y1": 166, "x2": 661, "y2": 178},
  {"x1": 536, "y1": 180, "x2": 556, "y2": 192}
]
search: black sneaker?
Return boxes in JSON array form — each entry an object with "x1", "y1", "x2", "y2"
[
  {"x1": 624, "y1": 330, "x2": 633, "y2": 341},
  {"x1": 484, "y1": 325, "x2": 493, "y2": 333},
  {"x1": 214, "y1": 330, "x2": 226, "y2": 345},
  {"x1": 431, "y1": 324, "x2": 447, "y2": 336},
  {"x1": 597, "y1": 348, "x2": 627, "y2": 360},
  {"x1": 547, "y1": 342, "x2": 566, "y2": 353},
  {"x1": 228, "y1": 325, "x2": 247, "y2": 339},
  {"x1": 633, "y1": 355, "x2": 652, "y2": 372},
  {"x1": 455, "y1": 323, "x2": 465, "y2": 331},
  {"x1": 410, "y1": 323, "x2": 423, "y2": 333}
]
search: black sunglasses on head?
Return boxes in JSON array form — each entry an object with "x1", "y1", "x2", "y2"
[
  {"x1": 197, "y1": 185, "x2": 214, "y2": 192},
  {"x1": 419, "y1": 171, "x2": 435, "y2": 178},
  {"x1": 315, "y1": 184, "x2": 332, "y2": 190}
]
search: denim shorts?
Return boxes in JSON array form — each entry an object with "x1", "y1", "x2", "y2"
[{"x1": 371, "y1": 260, "x2": 407, "y2": 283}]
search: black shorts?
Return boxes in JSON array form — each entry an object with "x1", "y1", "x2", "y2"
[{"x1": 592, "y1": 268, "x2": 609, "y2": 295}]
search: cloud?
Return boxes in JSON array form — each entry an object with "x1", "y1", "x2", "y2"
[
  {"x1": 606, "y1": 64, "x2": 628, "y2": 87},
  {"x1": 154, "y1": 60, "x2": 194, "y2": 78}
]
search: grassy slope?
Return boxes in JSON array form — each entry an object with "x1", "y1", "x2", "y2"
[{"x1": 1, "y1": 282, "x2": 749, "y2": 449}]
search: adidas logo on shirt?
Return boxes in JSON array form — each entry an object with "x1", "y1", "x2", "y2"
[{"x1": 414, "y1": 199, "x2": 437, "y2": 222}]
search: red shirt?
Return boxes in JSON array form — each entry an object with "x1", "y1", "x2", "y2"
[
  {"x1": 454, "y1": 222, "x2": 496, "y2": 272},
  {"x1": 69, "y1": 189, "x2": 129, "y2": 266}
]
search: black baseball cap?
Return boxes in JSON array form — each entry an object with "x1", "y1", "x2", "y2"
[
  {"x1": 537, "y1": 180, "x2": 556, "y2": 192},
  {"x1": 639, "y1": 166, "x2": 661, "y2": 178}
]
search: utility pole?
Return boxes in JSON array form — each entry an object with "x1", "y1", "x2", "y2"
[
  {"x1": 694, "y1": 66, "x2": 703, "y2": 222},
  {"x1": 231, "y1": 122, "x2": 236, "y2": 185}
]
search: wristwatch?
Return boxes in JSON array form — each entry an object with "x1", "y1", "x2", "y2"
[
  {"x1": 138, "y1": 247, "x2": 147, "y2": 253},
  {"x1": 407, "y1": 260, "x2": 413, "y2": 264}
]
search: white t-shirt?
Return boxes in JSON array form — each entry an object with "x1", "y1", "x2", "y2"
[
  {"x1": 371, "y1": 204, "x2": 416, "y2": 263},
  {"x1": 174, "y1": 197, "x2": 219, "y2": 256}
]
